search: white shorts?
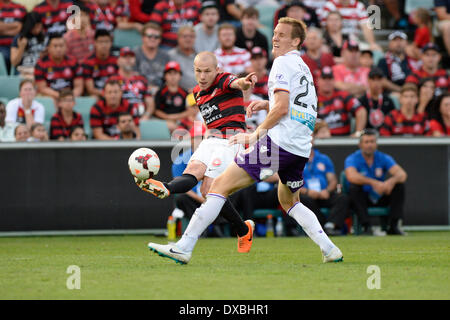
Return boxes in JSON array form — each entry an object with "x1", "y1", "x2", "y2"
[{"x1": 189, "y1": 137, "x2": 242, "y2": 178}]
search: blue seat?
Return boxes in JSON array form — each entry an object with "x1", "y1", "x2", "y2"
[
  {"x1": 139, "y1": 119, "x2": 171, "y2": 140},
  {"x1": 0, "y1": 75, "x2": 21, "y2": 100},
  {"x1": 0, "y1": 54, "x2": 8, "y2": 76},
  {"x1": 34, "y1": 96, "x2": 56, "y2": 124},
  {"x1": 74, "y1": 96, "x2": 97, "y2": 138},
  {"x1": 113, "y1": 29, "x2": 142, "y2": 49}
]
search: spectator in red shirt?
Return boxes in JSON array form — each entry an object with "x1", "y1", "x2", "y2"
[
  {"x1": 32, "y1": 0, "x2": 72, "y2": 34},
  {"x1": 82, "y1": 29, "x2": 118, "y2": 97},
  {"x1": 63, "y1": 6, "x2": 95, "y2": 64},
  {"x1": 406, "y1": 8, "x2": 433, "y2": 60},
  {"x1": 428, "y1": 92, "x2": 450, "y2": 136},
  {"x1": 380, "y1": 83, "x2": 429, "y2": 136},
  {"x1": 316, "y1": 66, "x2": 366, "y2": 136},
  {"x1": 110, "y1": 47, "x2": 155, "y2": 120},
  {"x1": 405, "y1": 43, "x2": 450, "y2": 96},
  {"x1": 150, "y1": 0, "x2": 201, "y2": 48},
  {"x1": 301, "y1": 27, "x2": 335, "y2": 88},
  {"x1": 34, "y1": 33, "x2": 84, "y2": 100},
  {"x1": 90, "y1": 79, "x2": 141, "y2": 140},
  {"x1": 50, "y1": 88, "x2": 84, "y2": 140},
  {"x1": 249, "y1": 47, "x2": 269, "y2": 100},
  {"x1": 154, "y1": 61, "x2": 196, "y2": 132},
  {"x1": 128, "y1": 0, "x2": 158, "y2": 23},
  {"x1": 332, "y1": 39, "x2": 370, "y2": 97},
  {"x1": 0, "y1": 0, "x2": 27, "y2": 73}
]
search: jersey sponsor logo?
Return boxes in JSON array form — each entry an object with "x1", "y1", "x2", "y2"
[
  {"x1": 290, "y1": 109, "x2": 316, "y2": 131},
  {"x1": 200, "y1": 103, "x2": 219, "y2": 118},
  {"x1": 317, "y1": 162, "x2": 326, "y2": 171},
  {"x1": 286, "y1": 180, "x2": 303, "y2": 189},
  {"x1": 375, "y1": 168, "x2": 383, "y2": 178}
]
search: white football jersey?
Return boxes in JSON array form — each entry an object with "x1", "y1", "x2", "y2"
[{"x1": 267, "y1": 50, "x2": 317, "y2": 158}]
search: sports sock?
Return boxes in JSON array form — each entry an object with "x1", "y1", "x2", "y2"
[
  {"x1": 288, "y1": 202, "x2": 335, "y2": 255},
  {"x1": 176, "y1": 193, "x2": 226, "y2": 252},
  {"x1": 220, "y1": 199, "x2": 249, "y2": 237},
  {"x1": 164, "y1": 174, "x2": 198, "y2": 194}
]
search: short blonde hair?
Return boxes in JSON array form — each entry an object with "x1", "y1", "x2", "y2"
[{"x1": 278, "y1": 17, "x2": 307, "y2": 49}]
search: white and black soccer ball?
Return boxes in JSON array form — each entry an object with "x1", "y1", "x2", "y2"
[{"x1": 128, "y1": 148, "x2": 160, "y2": 180}]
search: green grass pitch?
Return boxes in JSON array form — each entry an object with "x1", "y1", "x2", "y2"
[{"x1": 0, "y1": 231, "x2": 449, "y2": 300}]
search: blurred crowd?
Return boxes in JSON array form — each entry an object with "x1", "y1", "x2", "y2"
[{"x1": 0, "y1": 0, "x2": 449, "y2": 143}]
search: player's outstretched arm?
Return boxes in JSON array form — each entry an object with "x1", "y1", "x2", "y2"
[{"x1": 230, "y1": 72, "x2": 257, "y2": 91}]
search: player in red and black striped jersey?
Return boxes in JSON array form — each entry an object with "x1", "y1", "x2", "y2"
[
  {"x1": 90, "y1": 79, "x2": 140, "y2": 140},
  {"x1": 108, "y1": 47, "x2": 154, "y2": 119},
  {"x1": 380, "y1": 83, "x2": 429, "y2": 136},
  {"x1": 49, "y1": 88, "x2": 84, "y2": 140},
  {"x1": 82, "y1": 29, "x2": 118, "y2": 97},
  {"x1": 32, "y1": 0, "x2": 72, "y2": 34},
  {"x1": 135, "y1": 52, "x2": 256, "y2": 244},
  {"x1": 316, "y1": 66, "x2": 366, "y2": 136},
  {"x1": 150, "y1": 0, "x2": 201, "y2": 48},
  {"x1": 405, "y1": 43, "x2": 450, "y2": 96},
  {"x1": 34, "y1": 34, "x2": 84, "y2": 99}
]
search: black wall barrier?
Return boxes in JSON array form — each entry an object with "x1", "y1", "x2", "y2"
[{"x1": 0, "y1": 138, "x2": 449, "y2": 232}]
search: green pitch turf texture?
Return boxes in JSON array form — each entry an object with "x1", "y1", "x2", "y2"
[{"x1": 0, "y1": 231, "x2": 448, "y2": 300}]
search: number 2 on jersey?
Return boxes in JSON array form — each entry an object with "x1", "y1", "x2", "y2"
[{"x1": 293, "y1": 75, "x2": 317, "y2": 112}]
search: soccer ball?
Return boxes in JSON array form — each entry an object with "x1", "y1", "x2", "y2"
[{"x1": 128, "y1": 148, "x2": 160, "y2": 180}]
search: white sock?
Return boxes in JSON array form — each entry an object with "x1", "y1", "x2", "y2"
[
  {"x1": 288, "y1": 202, "x2": 336, "y2": 255},
  {"x1": 176, "y1": 193, "x2": 226, "y2": 252}
]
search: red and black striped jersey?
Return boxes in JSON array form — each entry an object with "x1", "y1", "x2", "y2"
[
  {"x1": 0, "y1": 1, "x2": 26, "y2": 46},
  {"x1": 379, "y1": 109, "x2": 428, "y2": 136},
  {"x1": 81, "y1": 54, "x2": 118, "y2": 90},
  {"x1": 317, "y1": 90, "x2": 362, "y2": 136},
  {"x1": 405, "y1": 67, "x2": 450, "y2": 96},
  {"x1": 109, "y1": 74, "x2": 151, "y2": 106},
  {"x1": 253, "y1": 73, "x2": 269, "y2": 100},
  {"x1": 150, "y1": 0, "x2": 201, "y2": 48},
  {"x1": 193, "y1": 72, "x2": 247, "y2": 137},
  {"x1": 50, "y1": 110, "x2": 84, "y2": 140},
  {"x1": 155, "y1": 85, "x2": 188, "y2": 114},
  {"x1": 90, "y1": 98, "x2": 139, "y2": 138},
  {"x1": 32, "y1": 0, "x2": 72, "y2": 34},
  {"x1": 34, "y1": 54, "x2": 82, "y2": 91},
  {"x1": 84, "y1": 1, "x2": 116, "y2": 31}
]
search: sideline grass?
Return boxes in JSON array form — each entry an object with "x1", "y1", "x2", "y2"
[{"x1": 0, "y1": 231, "x2": 449, "y2": 299}]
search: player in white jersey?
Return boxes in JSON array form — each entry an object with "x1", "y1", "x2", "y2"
[{"x1": 148, "y1": 17, "x2": 343, "y2": 264}]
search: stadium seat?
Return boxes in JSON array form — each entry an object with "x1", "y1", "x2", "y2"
[
  {"x1": 113, "y1": 29, "x2": 142, "y2": 49},
  {"x1": 35, "y1": 96, "x2": 56, "y2": 124},
  {"x1": 0, "y1": 54, "x2": 8, "y2": 76},
  {"x1": 139, "y1": 119, "x2": 171, "y2": 140},
  {"x1": 74, "y1": 96, "x2": 97, "y2": 138},
  {"x1": 339, "y1": 171, "x2": 389, "y2": 235},
  {"x1": 0, "y1": 97, "x2": 8, "y2": 106},
  {"x1": 390, "y1": 94, "x2": 400, "y2": 110},
  {"x1": 372, "y1": 50, "x2": 384, "y2": 66},
  {"x1": 0, "y1": 75, "x2": 21, "y2": 101}
]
